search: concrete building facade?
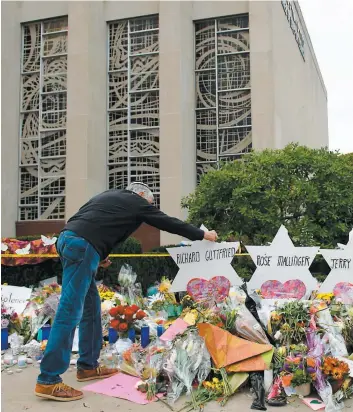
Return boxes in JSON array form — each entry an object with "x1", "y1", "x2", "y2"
[{"x1": 1, "y1": 1, "x2": 328, "y2": 248}]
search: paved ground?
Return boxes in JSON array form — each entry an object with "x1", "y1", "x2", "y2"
[{"x1": 2, "y1": 365, "x2": 352, "y2": 412}]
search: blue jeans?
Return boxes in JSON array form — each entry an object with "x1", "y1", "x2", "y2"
[{"x1": 37, "y1": 230, "x2": 102, "y2": 385}]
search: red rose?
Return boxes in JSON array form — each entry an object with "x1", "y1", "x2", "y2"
[
  {"x1": 136, "y1": 310, "x2": 147, "y2": 320},
  {"x1": 110, "y1": 319, "x2": 120, "y2": 330},
  {"x1": 109, "y1": 307, "x2": 120, "y2": 317},
  {"x1": 124, "y1": 308, "x2": 135, "y2": 322},
  {"x1": 130, "y1": 305, "x2": 139, "y2": 313},
  {"x1": 116, "y1": 305, "x2": 125, "y2": 315},
  {"x1": 118, "y1": 322, "x2": 128, "y2": 332}
]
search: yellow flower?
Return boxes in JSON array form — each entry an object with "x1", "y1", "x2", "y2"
[{"x1": 213, "y1": 378, "x2": 219, "y2": 384}]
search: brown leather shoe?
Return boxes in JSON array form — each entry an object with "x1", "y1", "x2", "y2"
[
  {"x1": 77, "y1": 366, "x2": 119, "y2": 382},
  {"x1": 35, "y1": 382, "x2": 83, "y2": 401}
]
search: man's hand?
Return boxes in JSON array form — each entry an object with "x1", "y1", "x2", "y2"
[
  {"x1": 99, "y1": 258, "x2": 112, "y2": 269},
  {"x1": 203, "y1": 230, "x2": 218, "y2": 242}
]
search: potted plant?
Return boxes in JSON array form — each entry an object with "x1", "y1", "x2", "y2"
[
  {"x1": 291, "y1": 369, "x2": 312, "y2": 396},
  {"x1": 281, "y1": 355, "x2": 316, "y2": 397}
]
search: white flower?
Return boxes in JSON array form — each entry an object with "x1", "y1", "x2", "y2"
[
  {"x1": 274, "y1": 331, "x2": 282, "y2": 340},
  {"x1": 148, "y1": 293, "x2": 165, "y2": 307},
  {"x1": 1, "y1": 243, "x2": 8, "y2": 252},
  {"x1": 101, "y1": 300, "x2": 113, "y2": 313},
  {"x1": 1, "y1": 319, "x2": 9, "y2": 328}
]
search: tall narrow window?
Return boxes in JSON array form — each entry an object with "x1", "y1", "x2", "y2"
[
  {"x1": 108, "y1": 16, "x2": 160, "y2": 206},
  {"x1": 195, "y1": 15, "x2": 252, "y2": 183},
  {"x1": 19, "y1": 17, "x2": 68, "y2": 220}
]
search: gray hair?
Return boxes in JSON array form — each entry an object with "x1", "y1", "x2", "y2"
[{"x1": 126, "y1": 181, "x2": 154, "y2": 203}]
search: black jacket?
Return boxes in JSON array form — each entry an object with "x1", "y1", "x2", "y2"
[{"x1": 64, "y1": 189, "x2": 204, "y2": 260}]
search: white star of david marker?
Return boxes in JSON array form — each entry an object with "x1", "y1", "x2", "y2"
[
  {"x1": 318, "y1": 229, "x2": 353, "y2": 293},
  {"x1": 246, "y1": 225, "x2": 319, "y2": 297},
  {"x1": 168, "y1": 225, "x2": 241, "y2": 292}
]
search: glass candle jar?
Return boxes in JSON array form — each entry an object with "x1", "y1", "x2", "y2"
[{"x1": 17, "y1": 354, "x2": 27, "y2": 368}]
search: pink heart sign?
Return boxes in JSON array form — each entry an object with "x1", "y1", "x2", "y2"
[
  {"x1": 260, "y1": 279, "x2": 306, "y2": 299},
  {"x1": 187, "y1": 276, "x2": 231, "y2": 304},
  {"x1": 333, "y1": 282, "x2": 353, "y2": 304}
]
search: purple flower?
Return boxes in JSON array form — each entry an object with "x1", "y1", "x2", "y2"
[{"x1": 284, "y1": 363, "x2": 291, "y2": 372}]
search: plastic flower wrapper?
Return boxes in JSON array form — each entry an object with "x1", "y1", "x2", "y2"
[
  {"x1": 22, "y1": 301, "x2": 50, "y2": 342},
  {"x1": 128, "y1": 282, "x2": 144, "y2": 307},
  {"x1": 312, "y1": 302, "x2": 348, "y2": 357},
  {"x1": 307, "y1": 330, "x2": 344, "y2": 412},
  {"x1": 143, "y1": 343, "x2": 169, "y2": 400},
  {"x1": 118, "y1": 264, "x2": 137, "y2": 288},
  {"x1": 42, "y1": 293, "x2": 60, "y2": 319},
  {"x1": 235, "y1": 306, "x2": 271, "y2": 345},
  {"x1": 219, "y1": 297, "x2": 240, "y2": 333},
  {"x1": 120, "y1": 344, "x2": 143, "y2": 377},
  {"x1": 163, "y1": 330, "x2": 209, "y2": 405}
]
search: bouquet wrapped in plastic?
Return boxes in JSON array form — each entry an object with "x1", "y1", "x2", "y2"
[
  {"x1": 142, "y1": 343, "x2": 169, "y2": 400},
  {"x1": 235, "y1": 306, "x2": 271, "y2": 345},
  {"x1": 311, "y1": 301, "x2": 348, "y2": 357},
  {"x1": 163, "y1": 329, "x2": 211, "y2": 405},
  {"x1": 307, "y1": 329, "x2": 345, "y2": 412},
  {"x1": 118, "y1": 264, "x2": 144, "y2": 305}
]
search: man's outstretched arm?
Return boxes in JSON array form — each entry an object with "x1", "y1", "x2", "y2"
[{"x1": 137, "y1": 202, "x2": 218, "y2": 242}]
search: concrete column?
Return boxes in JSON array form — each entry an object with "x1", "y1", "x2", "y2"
[
  {"x1": 249, "y1": 1, "x2": 275, "y2": 150},
  {"x1": 1, "y1": 2, "x2": 21, "y2": 236},
  {"x1": 159, "y1": 1, "x2": 196, "y2": 245},
  {"x1": 66, "y1": 2, "x2": 107, "y2": 220}
]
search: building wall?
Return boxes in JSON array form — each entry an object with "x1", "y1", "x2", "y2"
[
  {"x1": 1, "y1": 0, "x2": 328, "y2": 247},
  {"x1": 270, "y1": 1, "x2": 328, "y2": 149}
]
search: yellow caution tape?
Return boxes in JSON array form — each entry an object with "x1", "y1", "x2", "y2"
[{"x1": 1, "y1": 252, "x2": 251, "y2": 258}]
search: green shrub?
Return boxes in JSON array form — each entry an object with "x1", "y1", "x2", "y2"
[{"x1": 182, "y1": 144, "x2": 353, "y2": 249}]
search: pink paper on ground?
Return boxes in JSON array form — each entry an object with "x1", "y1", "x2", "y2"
[
  {"x1": 159, "y1": 318, "x2": 188, "y2": 342},
  {"x1": 82, "y1": 373, "x2": 153, "y2": 405},
  {"x1": 302, "y1": 398, "x2": 325, "y2": 411}
]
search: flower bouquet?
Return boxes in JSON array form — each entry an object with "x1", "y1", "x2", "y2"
[
  {"x1": 322, "y1": 357, "x2": 350, "y2": 393},
  {"x1": 109, "y1": 304, "x2": 147, "y2": 338},
  {"x1": 163, "y1": 329, "x2": 211, "y2": 406},
  {"x1": 281, "y1": 355, "x2": 316, "y2": 396},
  {"x1": 271, "y1": 301, "x2": 310, "y2": 344}
]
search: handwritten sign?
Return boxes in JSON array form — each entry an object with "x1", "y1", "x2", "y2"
[
  {"x1": 318, "y1": 229, "x2": 353, "y2": 296},
  {"x1": 246, "y1": 225, "x2": 319, "y2": 298},
  {"x1": 168, "y1": 225, "x2": 241, "y2": 292},
  {"x1": 1, "y1": 285, "x2": 32, "y2": 315},
  {"x1": 281, "y1": 0, "x2": 305, "y2": 59}
]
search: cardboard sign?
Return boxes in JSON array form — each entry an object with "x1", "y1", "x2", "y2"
[
  {"x1": 1, "y1": 285, "x2": 32, "y2": 315},
  {"x1": 246, "y1": 225, "x2": 319, "y2": 298},
  {"x1": 159, "y1": 318, "x2": 188, "y2": 342},
  {"x1": 319, "y1": 229, "x2": 353, "y2": 299},
  {"x1": 168, "y1": 225, "x2": 241, "y2": 292}
]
